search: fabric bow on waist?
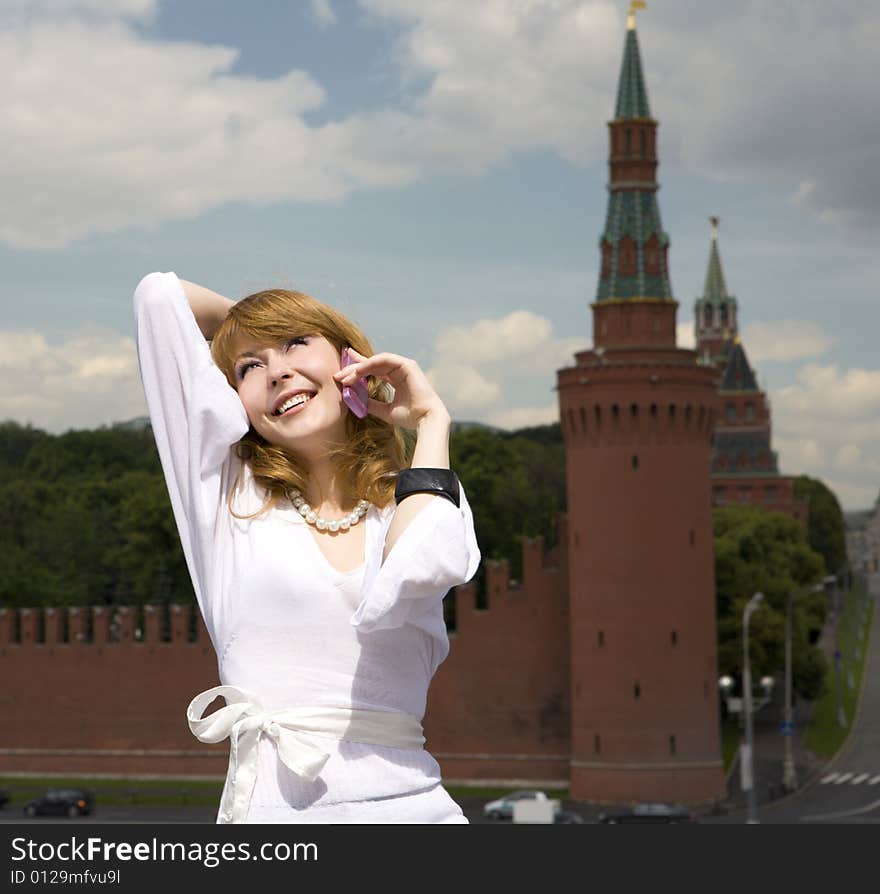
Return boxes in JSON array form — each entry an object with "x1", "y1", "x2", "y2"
[{"x1": 186, "y1": 685, "x2": 425, "y2": 824}]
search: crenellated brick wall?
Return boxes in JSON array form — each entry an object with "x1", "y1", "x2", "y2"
[
  {"x1": 428, "y1": 519, "x2": 570, "y2": 785},
  {"x1": 1, "y1": 515, "x2": 571, "y2": 785}
]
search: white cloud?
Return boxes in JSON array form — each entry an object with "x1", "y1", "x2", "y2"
[
  {"x1": 0, "y1": 18, "x2": 350, "y2": 248},
  {"x1": 426, "y1": 309, "x2": 582, "y2": 424},
  {"x1": 425, "y1": 364, "x2": 500, "y2": 411},
  {"x1": 772, "y1": 363, "x2": 880, "y2": 510},
  {"x1": 676, "y1": 318, "x2": 832, "y2": 363},
  {"x1": 0, "y1": 0, "x2": 157, "y2": 21},
  {"x1": 433, "y1": 310, "x2": 583, "y2": 372},
  {"x1": 358, "y1": 0, "x2": 880, "y2": 232},
  {"x1": 0, "y1": 326, "x2": 145, "y2": 433},
  {"x1": 0, "y1": 1, "x2": 622, "y2": 248},
  {"x1": 2, "y1": 1, "x2": 876, "y2": 248},
  {"x1": 677, "y1": 320, "x2": 695, "y2": 348},
  {"x1": 776, "y1": 364, "x2": 880, "y2": 421},
  {"x1": 487, "y1": 401, "x2": 560, "y2": 430},
  {"x1": 309, "y1": 0, "x2": 337, "y2": 28},
  {"x1": 741, "y1": 321, "x2": 832, "y2": 364}
]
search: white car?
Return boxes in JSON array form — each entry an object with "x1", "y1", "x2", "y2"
[{"x1": 483, "y1": 789, "x2": 549, "y2": 820}]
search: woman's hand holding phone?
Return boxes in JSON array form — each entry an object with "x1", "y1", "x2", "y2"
[
  {"x1": 334, "y1": 347, "x2": 449, "y2": 430},
  {"x1": 339, "y1": 347, "x2": 370, "y2": 418}
]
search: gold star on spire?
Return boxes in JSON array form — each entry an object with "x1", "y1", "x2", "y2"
[{"x1": 627, "y1": 1, "x2": 646, "y2": 30}]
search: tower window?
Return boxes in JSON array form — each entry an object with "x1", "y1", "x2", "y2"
[
  {"x1": 669, "y1": 735, "x2": 676, "y2": 756},
  {"x1": 745, "y1": 402, "x2": 755, "y2": 421},
  {"x1": 601, "y1": 241, "x2": 612, "y2": 278},
  {"x1": 671, "y1": 630, "x2": 678, "y2": 646},
  {"x1": 625, "y1": 128, "x2": 632, "y2": 154},
  {"x1": 598, "y1": 630, "x2": 604, "y2": 647},
  {"x1": 632, "y1": 454, "x2": 639, "y2": 470},
  {"x1": 619, "y1": 236, "x2": 636, "y2": 277},
  {"x1": 595, "y1": 734, "x2": 601, "y2": 754},
  {"x1": 634, "y1": 682, "x2": 641, "y2": 700},
  {"x1": 689, "y1": 530, "x2": 695, "y2": 547},
  {"x1": 726, "y1": 403, "x2": 736, "y2": 422},
  {"x1": 645, "y1": 234, "x2": 660, "y2": 275}
]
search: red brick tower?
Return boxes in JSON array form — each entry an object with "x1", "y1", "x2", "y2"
[{"x1": 556, "y1": 9, "x2": 727, "y2": 804}]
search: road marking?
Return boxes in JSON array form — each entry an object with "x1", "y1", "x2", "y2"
[
  {"x1": 820, "y1": 773, "x2": 839, "y2": 784},
  {"x1": 851, "y1": 773, "x2": 870, "y2": 784},
  {"x1": 834, "y1": 772, "x2": 854, "y2": 784},
  {"x1": 869, "y1": 775, "x2": 880, "y2": 786},
  {"x1": 801, "y1": 797, "x2": 880, "y2": 823}
]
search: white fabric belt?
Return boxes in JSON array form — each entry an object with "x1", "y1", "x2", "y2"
[{"x1": 187, "y1": 685, "x2": 426, "y2": 824}]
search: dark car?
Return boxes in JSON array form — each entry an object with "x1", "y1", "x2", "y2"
[
  {"x1": 23, "y1": 789, "x2": 94, "y2": 819},
  {"x1": 0, "y1": 789, "x2": 9, "y2": 809},
  {"x1": 554, "y1": 809, "x2": 585, "y2": 824},
  {"x1": 597, "y1": 803, "x2": 697, "y2": 824}
]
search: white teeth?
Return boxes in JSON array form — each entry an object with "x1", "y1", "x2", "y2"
[{"x1": 276, "y1": 393, "x2": 313, "y2": 415}]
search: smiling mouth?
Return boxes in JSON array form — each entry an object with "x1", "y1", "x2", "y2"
[{"x1": 274, "y1": 394, "x2": 315, "y2": 417}]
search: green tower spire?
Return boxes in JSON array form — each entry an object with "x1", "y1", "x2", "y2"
[
  {"x1": 694, "y1": 216, "x2": 739, "y2": 361},
  {"x1": 614, "y1": 16, "x2": 651, "y2": 119},
  {"x1": 596, "y1": 10, "x2": 672, "y2": 304},
  {"x1": 702, "y1": 216, "x2": 732, "y2": 303}
]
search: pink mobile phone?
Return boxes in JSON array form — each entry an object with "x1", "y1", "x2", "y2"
[{"x1": 340, "y1": 347, "x2": 370, "y2": 418}]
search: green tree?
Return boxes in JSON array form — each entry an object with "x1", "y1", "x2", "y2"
[
  {"x1": 713, "y1": 505, "x2": 828, "y2": 701},
  {"x1": 448, "y1": 424, "x2": 565, "y2": 617},
  {"x1": 793, "y1": 475, "x2": 847, "y2": 576}
]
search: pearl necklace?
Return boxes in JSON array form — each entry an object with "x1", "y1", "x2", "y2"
[{"x1": 288, "y1": 488, "x2": 371, "y2": 533}]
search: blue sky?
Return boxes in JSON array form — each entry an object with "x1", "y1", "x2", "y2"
[{"x1": 1, "y1": 0, "x2": 878, "y2": 510}]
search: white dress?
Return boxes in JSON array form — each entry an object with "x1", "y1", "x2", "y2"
[{"x1": 133, "y1": 271, "x2": 481, "y2": 824}]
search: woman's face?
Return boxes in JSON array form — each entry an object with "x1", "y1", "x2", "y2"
[{"x1": 231, "y1": 332, "x2": 349, "y2": 454}]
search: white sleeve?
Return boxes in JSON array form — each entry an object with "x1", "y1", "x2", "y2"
[
  {"x1": 133, "y1": 271, "x2": 250, "y2": 633},
  {"x1": 349, "y1": 480, "x2": 481, "y2": 632}
]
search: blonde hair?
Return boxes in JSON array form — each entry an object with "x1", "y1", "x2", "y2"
[{"x1": 209, "y1": 288, "x2": 413, "y2": 520}]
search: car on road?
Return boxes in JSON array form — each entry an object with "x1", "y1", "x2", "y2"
[
  {"x1": 597, "y1": 802, "x2": 697, "y2": 824},
  {"x1": 23, "y1": 789, "x2": 94, "y2": 819},
  {"x1": 554, "y1": 809, "x2": 585, "y2": 824},
  {"x1": 483, "y1": 789, "x2": 552, "y2": 820},
  {"x1": 0, "y1": 789, "x2": 10, "y2": 809}
]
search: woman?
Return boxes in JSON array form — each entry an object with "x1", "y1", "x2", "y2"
[{"x1": 133, "y1": 271, "x2": 480, "y2": 823}]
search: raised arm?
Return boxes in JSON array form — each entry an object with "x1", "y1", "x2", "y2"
[
  {"x1": 178, "y1": 279, "x2": 235, "y2": 340},
  {"x1": 133, "y1": 272, "x2": 250, "y2": 646}
]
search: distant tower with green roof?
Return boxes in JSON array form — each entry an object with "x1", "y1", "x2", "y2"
[
  {"x1": 694, "y1": 216, "x2": 739, "y2": 365},
  {"x1": 694, "y1": 220, "x2": 808, "y2": 521},
  {"x1": 556, "y1": 4, "x2": 726, "y2": 806}
]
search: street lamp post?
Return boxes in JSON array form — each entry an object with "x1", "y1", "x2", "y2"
[
  {"x1": 783, "y1": 590, "x2": 796, "y2": 792},
  {"x1": 742, "y1": 592, "x2": 764, "y2": 825}
]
